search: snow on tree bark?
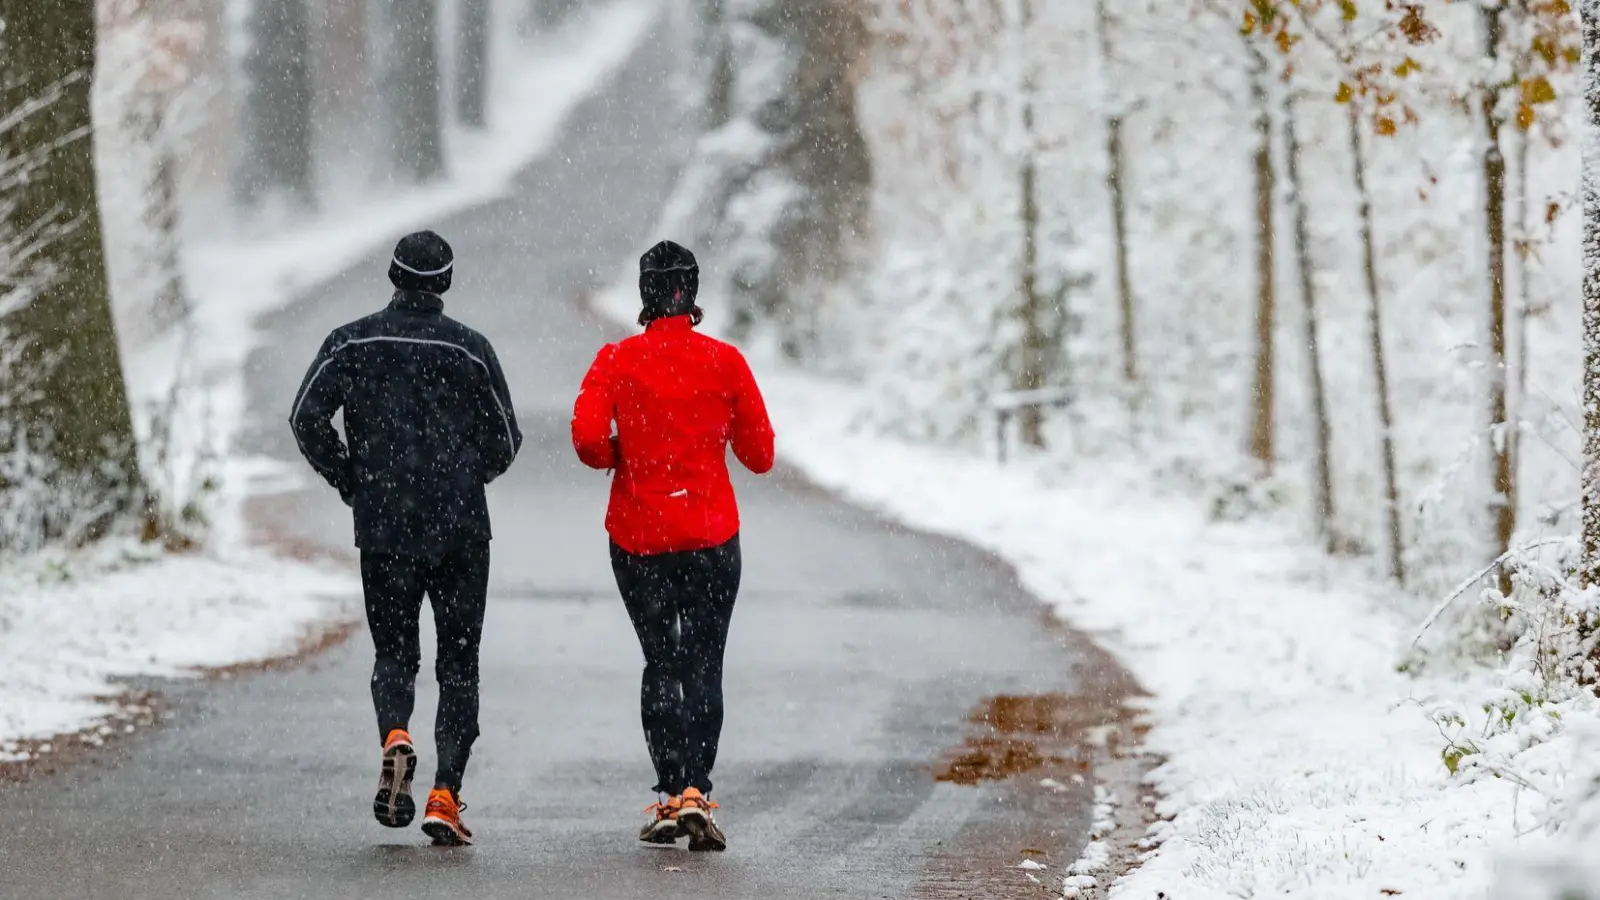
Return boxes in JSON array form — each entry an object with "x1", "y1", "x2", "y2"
[
  {"x1": 1095, "y1": 0, "x2": 1139, "y2": 398},
  {"x1": 1248, "y1": 49, "x2": 1277, "y2": 472},
  {"x1": 1582, "y1": 0, "x2": 1600, "y2": 588},
  {"x1": 1283, "y1": 88, "x2": 1336, "y2": 550},
  {"x1": 1480, "y1": 3, "x2": 1518, "y2": 587},
  {"x1": 0, "y1": 0, "x2": 144, "y2": 544},
  {"x1": 1348, "y1": 101, "x2": 1406, "y2": 584}
]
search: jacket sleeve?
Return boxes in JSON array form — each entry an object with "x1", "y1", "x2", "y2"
[
  {"x1": 289, "y1": 333, "x2": 353, "y2": 499},
  {"x1": 476, "y1": 340, "x2": 522, "y2": 482},
  {"x1": 728, "y1": 350, "x2": 775, "y2": 475},
  {"x1": 572, "y1": 345, "x2": 619, "y2": 471}
]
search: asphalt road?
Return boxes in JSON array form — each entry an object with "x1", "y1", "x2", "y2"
[{"x1": 0, "y1": 13, "x2": 1120, "y2": 900}]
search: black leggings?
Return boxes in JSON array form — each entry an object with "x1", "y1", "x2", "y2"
[
  {"x1": 610, "y1": 536, "x2": 741, "y2": 796},
  {"x1": 360, "y1": 543, "x2": 489, "y2": 793}
]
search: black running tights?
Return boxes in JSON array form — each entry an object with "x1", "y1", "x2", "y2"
[
  {"x1": 361, "y1": 543, "x2": 489, "y2": 793},
  {"x1": 610, "y1": 536, "x2": 741, "y2": 796}
]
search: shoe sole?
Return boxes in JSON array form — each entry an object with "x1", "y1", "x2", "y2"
[
  {"x1": 421, "y1": 816, "x2": 473, "y2": 846},
  {"x1": 373, "y1": 742, "x2": 417, "y2": 828},
  {"x1": 676, "y1": 809, "x2": 726, "y2": 852},
  {"x1": 639, "y1": 820, "x2": 679, "y2": 845}
]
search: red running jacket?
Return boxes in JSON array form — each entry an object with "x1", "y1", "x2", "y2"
[{"x1": 571, "y1": 315, "x2": 776, "y2": 555}]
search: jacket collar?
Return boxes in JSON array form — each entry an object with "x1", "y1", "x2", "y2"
[
  {"x1": 645, "y1": 314, "x2": 694, "y2": 333},
  {"x1": 390, "y1": 290, "x2": 444, "y2": 315}
]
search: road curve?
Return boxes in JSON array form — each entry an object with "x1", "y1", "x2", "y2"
[{"x1": 0, "y1": 13, "x2": 1126, "y2": 900}]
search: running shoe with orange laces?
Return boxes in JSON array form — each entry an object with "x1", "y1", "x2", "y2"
[
  {"x1": 675, "y1": 787, "x2": 726, "y2": 852},
  {"x1": 421, "y1": 788, "x2": 474, "y2": 846},
  {"x1": 639, "y1": 795, "x2": 682, "y2": 844},
  {"x1": 373, "y1": 728, "x2": 417, "y2": 828}
]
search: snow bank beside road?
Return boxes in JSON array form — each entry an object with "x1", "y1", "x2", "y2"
[
  {"x1": 755, "y1": 369, "x2": 1526, "y2": 898},
  {"x1": 0, "y1": 539, "x2": 352, "y2": 757}
]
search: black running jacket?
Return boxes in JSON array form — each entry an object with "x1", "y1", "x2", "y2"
[{"x1": 289, "y1": 290, "x2": 522, "y2": 553}]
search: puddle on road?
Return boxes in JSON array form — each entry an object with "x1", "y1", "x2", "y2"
[
  {"x1": 933, "y1": 693, "x2": 1110, "y2": 785},
  {"x1": 920, "y1": 685, "x2": 1160, "y2": 900}
]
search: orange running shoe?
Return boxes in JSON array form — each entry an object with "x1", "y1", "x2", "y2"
[
  {"x1": 421, "y1": 788, "x2": 474, "y2": 846},
  {"x1": 639, "y1": 795, "x2": 682, "y2": 844},
  {"x1": 676, "y1": 787, "x2": 726, "y2": 852},
  {"x1": 373, "y1": 729, "x2": 417, "y2": 828}
]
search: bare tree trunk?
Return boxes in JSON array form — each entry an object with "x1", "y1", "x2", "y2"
[
  {"x1": 1095, "y1": 0, "x2": 1138, "y2": 394},
  {"x1": 1513, "y1": 126, "x2": 1534, "y2": 531},
  {"x1": 387, "y1": 0, "x2": 444, "y2": 182},
  {"x1": 457, "y1": 0, "x2": 490, "y2": 128},
  {"x1": 1349, "y1": 103, "x2": 1405, "y2": 583},
  {"x1": 703, "y1": 0, "x2": 734, "y2": 129},
  {"x1": 1481, "y1": 4, "x2": 1517, "y2": 587},
  {"x1": 0, "y1": 0, "x2": 144, "y2": 538},
  {"x1": 1015, "y1": 0, "x2": 1047, "y2": 449},
  {"x1": 1283, "y1": 91, "x2": 1335, "y2": 549},
  {"x1": 1249, "y1": 57, "x2": 1277, "y2": 471},
  {"x1": 240, "y1": 0, "x2": 314, "y2": 207},
  {"x1": 1582, "y1": 0, "x2": 1600, "y2": 591}
]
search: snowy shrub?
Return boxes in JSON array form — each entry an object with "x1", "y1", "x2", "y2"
[{"x1": 1406, "y1": 537, "x2": 1600, "y2": 893}]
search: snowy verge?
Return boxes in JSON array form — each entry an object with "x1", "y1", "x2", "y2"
[
  {"x1": 0, "y1": 536, "x2": 353, "y2": 757},
  {"x1": 592, "y1": 278, "x2": 1552, "y2": 898}
]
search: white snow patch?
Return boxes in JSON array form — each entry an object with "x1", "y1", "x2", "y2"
[{"x1": 0, "y1": 538, "x2": 354, "y2": 747}]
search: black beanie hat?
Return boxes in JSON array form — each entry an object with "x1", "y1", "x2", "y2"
[
  {"x1": 639, "y1": 240, "x2": 699, "y2": 322},
  {"x1": 389, "y1": 230, "x2": 454, "y2": 294}
]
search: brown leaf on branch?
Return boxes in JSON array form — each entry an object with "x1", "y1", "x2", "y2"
[
  {"x1": 1397, "y1": 6, "x2": 1440, "y2": 45},
  {"x1": 1516, "y1": 102, "x2": 1537, "y2": 130},
  {"x1": 1335, "y1": 82, "x2": 1355, "y2": 103},
  {"x1": 1375, "y1": 116, "x2": 1397, "y2": 136},
  {"x1": 1521, "y1": 76, "x2": 1558, "y2": 106}
]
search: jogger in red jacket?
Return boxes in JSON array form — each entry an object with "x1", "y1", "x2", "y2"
[{"x1": 572, "y1": 240, "x2": 774, "y2": 852}]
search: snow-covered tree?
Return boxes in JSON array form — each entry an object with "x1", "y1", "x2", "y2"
[
  {"x1": 457, "y1": 0, "x2": 490, "y2": 128},
  {"x1": 96, "y1": 0, "x2": 205, "y2": 346},
  {"x1": 237, "y1": 0, "x2": 314, "y2": 208},
  {"x1": 1583, "y1": 0, "x2": 1600, "y2": 588},
  {"x1": 0, "y1": 0, "x2": 143, "y2": 547},
  {"x1": 384, "y1": 0, "x2": 444, "y2": 182},
  {"x1": 669, "y1": 0, "x2": 873, "y2": 357}
]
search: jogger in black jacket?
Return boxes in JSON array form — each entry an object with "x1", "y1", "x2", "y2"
[{"x1": 289, "y1": 230, "x2": 521, "y2": 846}]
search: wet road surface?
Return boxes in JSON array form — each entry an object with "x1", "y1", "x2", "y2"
[{"x1": 0, "y1": 11, "x2": 1121, "y2": 899}]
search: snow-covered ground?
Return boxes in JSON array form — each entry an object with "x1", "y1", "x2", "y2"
[
  {"x1": 0, "y1": 540, "x2": 349, "y2": 759},
  {"x1": 764, "y1": 371, "x2": 1570, "y2": 898},
  {"x1": 593, "y1": 277, "x2": 1586, "y2": 898},
  {"x1": 0, "y1": 0, "x2": 663, "y2": 757}
]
